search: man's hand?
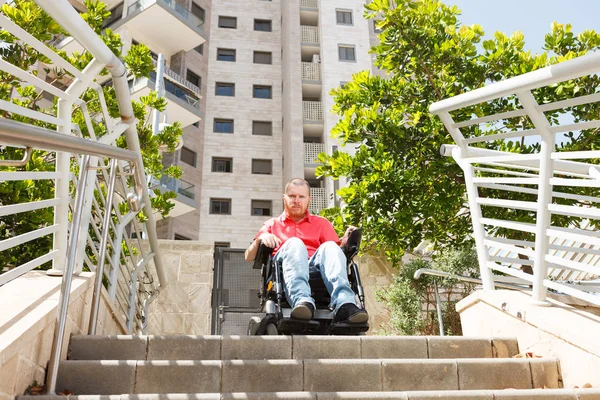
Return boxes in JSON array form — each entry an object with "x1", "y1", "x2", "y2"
[
  {"x1": 259, "y1": 233, "x2": 282, "y2": 249},
  {"x1": 340, "y1": 226, "x2": 356, "y2": 248}
]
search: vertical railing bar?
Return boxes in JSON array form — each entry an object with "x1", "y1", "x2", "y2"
[
  {"x1": 46, "y1": 154, "x2": 91, "y2": 394},
  {"x1": 89, "y1": 158, "x2": 118, "y2": 334}
]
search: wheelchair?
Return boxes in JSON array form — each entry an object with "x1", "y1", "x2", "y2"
[{"x1": 248, "y1": 228, "x2": 369, "y2": 335}]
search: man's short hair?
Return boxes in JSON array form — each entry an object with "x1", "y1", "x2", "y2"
[{"x1": 284, "y1": 178, "x2": 310, "y2": 194}]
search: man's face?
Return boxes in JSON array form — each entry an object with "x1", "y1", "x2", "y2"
[{"x1": 283, "y1": 184, "x2": 311, "y2": 219}]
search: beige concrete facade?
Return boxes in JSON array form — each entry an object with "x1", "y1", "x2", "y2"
[
  {"x1": 457, "y1": 289, "x2": 600, "y2": 389},
  {"x1": 0, "y1": 272, "x2": 123, "y2": 398}
]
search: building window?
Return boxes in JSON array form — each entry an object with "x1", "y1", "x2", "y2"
[
  {"x1": 174, "y1": 233, "x2": 191, "y2": 240},
  {"x1": 191, "y1": 3, "x2": 205, "y2": 22},
  {"x1": 215, "y1": 242, "x2": 230, "y2": 248},
  {"x1": 186, "y1": 69, "x2": 200, "y2": 87},
  {"x1": 253, "y1": 51, "x2": 272, "y2": 65},
  {"x1": 252, "y1": 121, "x2": 272, "y2": 136},
  {"x1": 251, "y1": 200, "x2": 272, "y2": 216},
  {"x1": 336, "y1": 10, "x2": 353, "y2": 25},
  {"x1": 251, "y1": 159, "x2": 272, "y2": 175},
  {"x1": 194, "y1": 43, "x2": 204, "y2": 55},
  {"x1": 180, "y1": 146, "x2": 197, "y2": 167},
  {"x1": 338, "y1": 45, "x2": 356, "y2": 62},
  {"x1": 218, "y1": 16, "x2": 237, "y2": 29},
  {"x1": 214, "y1": 118, "x2": 234, "y2": 133},
  {"x1": 215, "y1": 82, "x2": 235, "y2": 96},
  {"x1": 217, "y1": 48, "x2": 236, "y2": 62},
  {"x1": 254, "y1": 19, "x2": 272, "y2": 32},
  {"x1": 253, "y1": 85, "x2": 272, "y2": 99},
  {"x1": 212, "y1": 157, "x2": 233, "y2": 173},
  {"x1": 210, "y1": 198, "x2": 231, "y2": 215}
]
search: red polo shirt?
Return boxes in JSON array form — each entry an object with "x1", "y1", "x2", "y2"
[{"x1": 255, "y1": 212, "x2": 340, "y2": 257}]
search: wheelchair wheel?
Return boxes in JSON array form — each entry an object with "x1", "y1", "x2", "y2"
[
  {"x1": 248, "y1": 316, "x2": 261, "y2": 335},
  {"x1": 265, "y1": 323, "x2": 278, "y2": 335}
]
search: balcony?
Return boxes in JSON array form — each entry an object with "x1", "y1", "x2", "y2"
[
  {"x1": 300, "y1": 0, "x2": 318, "y2": 8},
  {"x1": 130, "y1": 70, "x2": 202, "y2": 128},
  {"x1": 302, "y1": 62, "x2": 321, "y2": 98},
  {"x1": 309, "y1": 187, "x2": 327, "y2": 214},
  {"x1": 304, "y1": 142, "x2": 324, "y2": 165},
  {"x1": 301, "y1": 25, "x2": 320, "y2": 62},
  {"x1": 109, "y1": 0, "x2": 207, "y2": 56},
  {"x1": 302, "y1": 101, "x2": 323, "y2": 122},
  {"x1": 150, "y1": 176, "x2": 198, "y2": 219}
]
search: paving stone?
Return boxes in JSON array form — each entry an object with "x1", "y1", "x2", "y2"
[
  {"x1": 56, "y1": 360, "x2": 136, "y2": 395},
  {"x1": 222, "y1": 336, "x2": 292, "y2": 360},
  {"x1": 491, "y1": 338, "x2": 519, "y2": 358},
  {"x1": 427, "y1": 337, "x2": 493, "y2": 359},
  {"x1": 68, "y1": 336, "x2": 147, "y2": 360},
  {"x1": 134, "y1": 361, "x2": 221, "y2": 393},
  {"x1": 530, "y1": 358, "x2": 562, "y2": 389},
  {"x1": 304, "y1": 359, "x2": 381, "y2": 392},
  {"x1": 360, "y1": 337, "x2": 427, "y2": 359},
  {"x1": 382, "y1": 360, "x2": 458, "y2": 391},
  {"x1": 457, "y1": 359, "x2": 532, "y2": 390},
  {"x1": 293, "y1": 336, "x2": 361, "y2": 360},
  {"x1": 221, "y1": 360, "x2": 303, "y2": 393},
  {"x1": 146, "y1": 336, "x2": 221, "y2": 360}
]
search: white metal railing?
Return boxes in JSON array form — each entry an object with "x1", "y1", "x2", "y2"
[
  {"x1": 302, "y1": 62, "x2": 321, "y2": 82},
  {"x1": 152, "y1": 58, "x2": 201, "y2": 96},
  {"x1": 309, "y1": 187, "x2": 327, "y2": 214},
  {"x1": 303, "y1": 100, "x2": 323, "y2": 122},
  {"x1": 300, "y1": 0, "x2": 318, "y2": 9},
  {"x1": 0, "y1": 0, "x2": 167, "y2": 393},
  {"x1": 301, "y1": 25, "x2": 319, "y2": 44},
  {"x1": 304, "y1": 142, "x2": 325, "y2": 164},
  {"x1": 430, "y1": 51, "x2": 600, "y2": 306}
]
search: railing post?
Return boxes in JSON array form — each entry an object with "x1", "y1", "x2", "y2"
[
  {"x1": 452, "y1": 146, "x2": 495, "y2": 291},
  {"x1": 517, "y1": 91, "x2": 554, "y2": 304},
  {"x1": 74, "y1": 156, "x2": 100, "y2": 274},
  {"x1": 46, "y1": 155, "x2": 91, "y2": 394},
  {"x1": 47, "y1": 100, "x2": 72, "y2": 276}
]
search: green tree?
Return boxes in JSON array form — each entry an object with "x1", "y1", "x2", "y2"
[
  {"x1": 318, "y1": 0, "x2": 600, "y2": 266},
  {"x1": 0, "y1": 0, "x2": 182, "y2": 272}
]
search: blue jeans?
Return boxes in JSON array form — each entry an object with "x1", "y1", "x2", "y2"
[{"x1": 273, "y1": 237, "x2": 358, "y2": 312}]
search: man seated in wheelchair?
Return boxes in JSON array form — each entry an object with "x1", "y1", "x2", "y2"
[{"x1": 245, "y1": 177, "x2": 368, "y2": 326}]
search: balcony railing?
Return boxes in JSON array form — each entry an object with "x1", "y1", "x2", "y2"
[
  {"x1": 302, "y1": 100, "x2": 323, "y2": 122},
  {"x1": 300, "y1": 0, "x2": 318, "y2": 8},
  {"x1": 304, "y1": 142, "x2": 325, "y2": 164},
  {"x1": 301, "y1": 25, "x2": 319, "y2": 44},
  {"x1": 152, "y1": 59, "x2": 201, "y2": 96},
  {"x1": 130, "y1": 71, "x2": 201, "y2": 110},
  {"x1": 152, "y1": 176, "x2": 195, "y2": 200},
  {"x1": 128, "y1": 0, "x2": 205, "y2": 31},
  {"x1": 309, "y1": 187, "x2": 327, "y2": 214},
  {"x1": 302, "y1": 62, "x2": 321, "y2": 82}
]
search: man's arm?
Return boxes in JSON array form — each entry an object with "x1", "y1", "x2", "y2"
[{"x1": 244, "y1": 232, "x2": 282, "y2": 262}]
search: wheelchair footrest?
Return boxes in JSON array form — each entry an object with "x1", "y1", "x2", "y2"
[
  {"x1": 278, "y1": 318, "x2": 320, "y2": 335},
  {"x1": 329, "y1": 322, "x2": 369, "y2": 335}
]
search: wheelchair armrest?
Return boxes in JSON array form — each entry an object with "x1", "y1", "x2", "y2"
[
  {"x1": 252, "y1": 243, "x2": 273, "y2": 269},
  {"x1": 341, "y1": 228, "x2": 362, "y2": 261}
]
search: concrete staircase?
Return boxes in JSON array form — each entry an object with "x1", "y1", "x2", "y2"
[{"x1": 20, "y1": 335, "x2": 600, "y2": 399}]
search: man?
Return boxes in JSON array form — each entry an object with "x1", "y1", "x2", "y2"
[{"x1": 245, "y1": 178, "x2": 368, "y2": 324}]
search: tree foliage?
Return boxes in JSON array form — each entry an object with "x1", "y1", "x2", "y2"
[
  {"x1": 0, "y1": 0, "x2": 182, "y2": 272},
  {"x1": 318, "y1": 0, "x2": 600, "y2": 266}
]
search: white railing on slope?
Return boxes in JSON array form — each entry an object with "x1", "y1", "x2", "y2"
[
  {"x1": 0, "y1": 0, "x2": 167, "y2": 393},
  {"x1": 430, "y1": 52, "x2": 600, "y2": 306}
]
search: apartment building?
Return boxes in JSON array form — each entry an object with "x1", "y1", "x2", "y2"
[{"x1": 69, "y1": 0, "x2": 379, "y2": 247}]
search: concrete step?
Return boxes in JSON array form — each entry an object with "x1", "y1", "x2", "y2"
[
  {"x1": 18, "y1": 388, "x2": 600, "y2": 399},
  {"x1": 68, "y1": 335, "x2": 519, "y2": 361},
  {"x1": 55, "y1": 358, "x2": 560, "y2": 395}
]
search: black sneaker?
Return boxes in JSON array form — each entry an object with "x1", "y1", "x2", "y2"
[
  {"x1": 334, "y1": 303, "x2": 368, "y2": 324},
  {"x1": 291, "y1": 302, "x2": 315, "y2": 320}
]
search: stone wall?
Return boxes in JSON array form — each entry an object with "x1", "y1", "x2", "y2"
[
  {"x1": 0, "y1": 271, "x2": 123, "y2": 399},
  {"x1": 146, "y1": 240, "x2": 214, "y2": 335},
  {"x1": 356, "y1": 253, "x2": 395, "y2": 334},
  {"x1": 457, "y1": 289, "x2": 600, "y2": 388}
]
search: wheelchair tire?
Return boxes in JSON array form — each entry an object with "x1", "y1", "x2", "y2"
[
  {"x1": 247, "y1": 316, "x2": 262, "y2": 335},
  {"x1": 265, "y1": 323, "x2": 278, "y2": 335}
]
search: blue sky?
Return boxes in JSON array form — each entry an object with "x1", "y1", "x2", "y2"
[{"x1": 445, "y1": 0, "x2": 600, "y2": 53}]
